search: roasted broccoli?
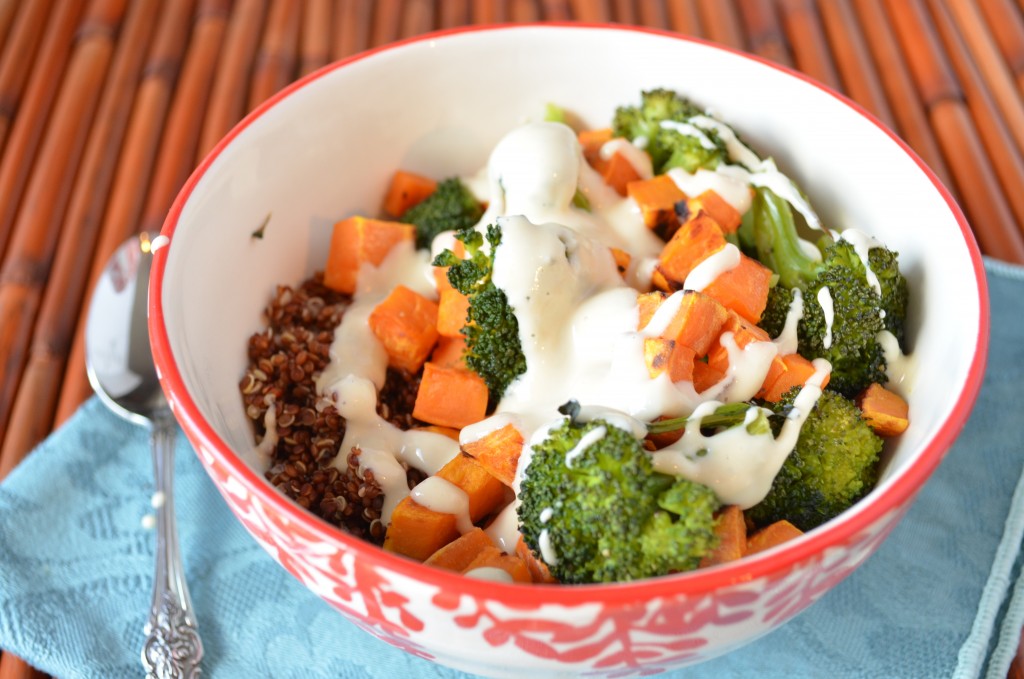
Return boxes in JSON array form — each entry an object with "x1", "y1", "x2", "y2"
[
  {"x1": 752, "y1": 187, "x2": 909, "y2": 396},
  {"x1": 518, "y1": 404, "x2": 720, "y2": 584},
  {"x1": 612, "y1": 88, "x2": 726, "y2": 175},
  {"x1": 433, "y1": 225, "x2": 526, "y2": 400},
  {"x1": 401, "y1": 177, "x2": 484, "y2": 250},
  {"x1": 747, "y1": 389, "x2": 883, "y2": 531}
]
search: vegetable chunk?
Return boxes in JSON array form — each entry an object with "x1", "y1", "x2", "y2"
[
  {"x1": 324, "y1": 216, "x2": 415, "y2": 294},
  {"x1": 367, "y1": 285, "x2": 439, "y2": 373}
]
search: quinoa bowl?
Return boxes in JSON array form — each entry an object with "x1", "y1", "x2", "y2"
[{"x1": 149, "y1": 24, "x2": 988, "y2": 677}]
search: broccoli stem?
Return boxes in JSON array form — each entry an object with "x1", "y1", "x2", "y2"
[{"x1": 647, "y1": 402, "x2": 770, "y2": 436}]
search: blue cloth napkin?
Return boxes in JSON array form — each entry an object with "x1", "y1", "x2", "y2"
[{"x1": 2, "y1": 259, "x2": 1023, "y2": 679}]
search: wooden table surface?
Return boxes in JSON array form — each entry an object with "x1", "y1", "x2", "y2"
[{"x1": 0, "y1": 1, "x2": 1022, "y2": 677}]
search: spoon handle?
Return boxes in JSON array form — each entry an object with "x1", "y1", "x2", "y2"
[{"x1": 142, "y1": 411, "x2": 203, "y2": 679}]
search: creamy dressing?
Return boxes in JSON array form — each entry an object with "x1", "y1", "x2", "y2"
[
  {"x1": 538, "y1": 529, "x2": 558, "y2": 565},
  {"x1": 878, "y1": 330, "x2": 915, "y2": 397},
  {"x1": 411, "y1": 476, "x2": 474, "y2": 534},
  {"x1": 719, "y1": 332, "x2": 779, "y2": 402},
  {"x1": 254, "y1": 402, "x2": 279, "y2": 460},
  {"x1": 600, "y1": 138, "x2": 654, "y2": 179},
  {"x1": 357, "y1": 447, "x2": 412, "y2": 523},
  {"x1": 659, "y1": 120, "x2": 718, "y2": 150},
  {"x1": 688, "y1": 115, "x2": 761, "y2": 170},
  {"x1": 485, "y1": 503, "x2": 519, "y2": 554},
  {"x1": 774, "y1": 288, "x2": 804, "y2": 355},
  {"x1": 464, "y1": 567, "x2": 514, "y2": 583},
  {"x1": 564, "y1": 426, "x2": 606, "y2": 467},
  {"x1": 666, "y1": 166, "x2": 753, "y2": 215},
  {"x1": 652, "y1": 360, "x2": 831, "y2": 507},
  {"x1": 839, "y1": 228, "x2": 884, "y2": 295},
  {"x1": 817, "y1": 287, "x2": 835, "y2": 350},
  {"x1": 684, "y1": 243, "x2": 740, "y2": 292}
]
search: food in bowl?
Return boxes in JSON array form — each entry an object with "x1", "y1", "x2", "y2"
[{"x1": 239, "y1": 88, "x2": 912, "y2": 585}]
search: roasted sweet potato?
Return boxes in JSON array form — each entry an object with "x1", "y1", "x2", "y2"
[
  {"x1": 324, "y1": 216, "x2": 415, "y2": 294},
  {"x1": 462, "y1": 423, "x2": 524, "y2": 487},
  {"x1": 413, "y1": 362, "x2": 489, "y2": 429},
  {"x1": 858, "y1": 383, "x2": 910, "y2": 436},
  {"x1": 367, "y1": 285, "x2": 439, "y2": 373}
]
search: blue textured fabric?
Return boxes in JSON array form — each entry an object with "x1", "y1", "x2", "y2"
[{"x1": 1, "y1": 260, "x2": 1022, "y2": 679}]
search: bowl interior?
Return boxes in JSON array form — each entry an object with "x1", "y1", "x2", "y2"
[{"x1": 156, "y1": 25, "x2": 984, "y2": 556}]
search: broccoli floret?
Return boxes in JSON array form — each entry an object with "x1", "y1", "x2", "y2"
[
  {"x1": 747, "y1": 389, "x2": 883, "y2": 531},
  {"x1": 518, "y1": 412, "x2": 720, "y2": 584},
  {"x1": 432, "y1": 225, "x2": 526, "y2": 400},
  {"x1": 751, "y1": 187, "x2": 908, "y2": 396},
  {"x1": 400, "y1": 177, "x2": 484, "y2": 250},
  {"x1": 612, "y1": 89, "x2": 725, "y2": 175}
]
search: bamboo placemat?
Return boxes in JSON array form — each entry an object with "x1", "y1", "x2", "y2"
[{"x1": 0, "y1": 2, "x2": 1022, "y2": 678}]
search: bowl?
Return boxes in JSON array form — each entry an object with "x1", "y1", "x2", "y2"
[{"x1": 149, "y1": 24, "x2": 989, "y2": 677}]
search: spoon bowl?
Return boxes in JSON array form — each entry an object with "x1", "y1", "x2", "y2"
[{"x1": 85, "y1": 233, "x2": 203, "y2": 679}]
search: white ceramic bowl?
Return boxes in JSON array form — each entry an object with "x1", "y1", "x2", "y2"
[{"x1": 150, "y1": 24, "x2": 988, "y2": 677}]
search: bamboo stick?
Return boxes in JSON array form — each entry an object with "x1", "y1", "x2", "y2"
[
  {"x1": 249, "y1": 0, "x2": 301, "y2": 109},
  {"x1": 611, "y1": 0, "x2": 634, "y2": 23},
  {"x1": 472, "y1": 0, "x2": 506, "y2": 23},
  {"x1": 736, "y1": 0, "x2": 791, "y2": 66},
  {"x1": 927, "y1": 0, "x2": 1024, "y2": 237},
  {"x1": 0, "y1": 0, "x2": 125, "y2": 458},
  {"x1": 0, "y1": 655, "x2": 46, "y2": 679},
  {"x1": 568, "y1": 0, "x2": 609, "y2": 22},
  {"x1": 333, "y1": 0, "x2": 371, "y2": 60},
  {"x1": 540, "y1": 0, "x2": 570, "y2": 21},
  {"x1": 883, "y1": 0, "x2": 960, "y2": 105},
  {"x1": 0, "y1": 0, "x2": 20, "y2": 49},
  {"x1": 695, "y1": 0, "x2": 744, "y2": 49},
  {"x1": 197, "y1": 0, "x2": 267, "y2": 158},
  {"x1": 299, "y1": 0, "x2": 332, "y2": 75},
  {"x1": 930, "y1": 100, "x2": 1024, "y2": 262},
  {"x1": 851, "y1": 0, "x2": 955, "y2": 197},
  {"x1": 439, "y1": 0, "x2": 470, "y2": 26},
  {"x1": 0, "y1": 1, "x2": 84, "y2": 266},
  {"x1": 666, "y1": 0, "x2": 702, "y2": 36},
  {"x1": 55, "y1": 0, "x2": 199, "y2": 426},
  {"x1": 0, "y1": 0, "x2": 159, "y2": 478},
  {"x1": 817, "y1": 0, "x2": 896, "y2": 129},
  {"x1": 886, "y1": 0, "x2": 1024, "y2": 261},
  {"x1": 370, "y1": 0, "x2": 401, "y2": 46},
  {"x1": 943, "y1": 0, "x2": 1024, "y2": 156},
  {"x1": 0, "y1": 1, "x2": 53, "y2": 156},
  {"x1": 976, "y1": 0, "x2": 1024, "y2": 96},
  {"x1": 778, "y1": 0, "x2": 840, "y2": 90},
  {"x1": 400, "y1": 0, "x2": 434, "y2": 38},
  {"x1": 510, "y1": 0, "x2": 539, "y2": 21},
  {"x1": 143, "y1": 0, "x2": 230, "y2": 238},
  {"x1": 637, "y1": 0, "x2": 668, "y2": 29}
]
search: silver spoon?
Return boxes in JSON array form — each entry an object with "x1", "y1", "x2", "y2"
[{"x1": 85, "y1": 233, "x2": 203, "y2": 679}]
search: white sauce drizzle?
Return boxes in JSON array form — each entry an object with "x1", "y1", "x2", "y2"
[
  {"x1": 878, "y1": 330, "x2": 915, "y2": 397},
  {"x1": 683, "y1": 243, "x2": 741, "y2": 292},
  {"x1": 564, "y1": 426, "x2": 606, "y2": 467},
  {"x1": 839, "y1": 228, "x2": 884, "y2": 295},
  {"x1": 659, "y1": 120, "x2": 718, "y2": 150},
  {"x1": 687, "y1": 115, "x2": 762, "y2": 170},
  {"x1": 719, "y1": 332, "x2": 779, "y2": 402},
  {"x1": 666, "y1": 166, "x2": 752, "y2": 215},
  {"x1": 464, "y1": 567, "x2": 514, "y2": 583},
  {"x1": 774, "y1": 288, "x2": 803, "y2": 356},
  {"x1": 539, "y1": 529, "x2": 558, "y2": 565},
  {"x1": 485, "y1": 503, "x2": 519, "y2": 554},
  {"x1": 356, "y1": 447, "x2": 412, "y2": 523},
  {"x1": 652, "y1": 360, "x2": 831, "y2": 507},
  {"x1": 539, "y1": 507, "x2": 554, "y2": 523},
  {"x1": 600, "y1": 138, "x2": 655, "y2": 180},
  {"x1": 817, "y1": 286, "x2": 835, "y2": 350},
  {"x1": 411, "y1": 476, "x2": 474, "y2": 534}
]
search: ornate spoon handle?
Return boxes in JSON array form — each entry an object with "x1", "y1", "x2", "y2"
[{"x1": 142, "y1": 411, "x2": 203, "y2": 679}]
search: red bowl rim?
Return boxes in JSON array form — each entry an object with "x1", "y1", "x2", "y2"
[{"x1": 149, "y1": 22, "x2": 991, "y2": 607}]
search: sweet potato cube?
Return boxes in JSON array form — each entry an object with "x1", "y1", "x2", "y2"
[
  {"x1": 610, "y1": 247, "x2": 631, "y2": 278},
  {"x1": 651, "y1": 268, "x2": 672, "y2": 293},
  {"x1": 602, "y1": 150, "x2": 643, "y2": 195},
  {"x1": 425, "y1": 527, "x2": 495, "y2": 572},
  {"x1": 436, "y1": 453, "x2": 508, "y2": 523},
  {"x1": 689, "y1": 189, "x2": 743, "y2": 234},
  {"x1": 413, "y1": 362, "x2": 488, "y2": 429},
  {"x1": 627, "y1": 175, "x2": 688, "y2": 237},
  {"x1": 462, "y1": 423, "x2": 524, "y2": 487},
  {"x1": 463, "y1": 546, "x2": 532, "y2": 584},
  {"x1": 759, "y1": 353, "x2": 830, "y2": 402},
  {"x1": 645, "y1": 291, "x2": 729, "y2": 357},
  {"x1": 701, "y1": 253, "x2": 773, "y2": 324},
  {"x1": 656, "y1": 211, "x2": 728, "y2": 288},
  {"x1": 707, "y1": 312, "x2": 772, "y2": 375},
  {"x1": 383, "y1": 496, "x2": 460, "y2": 561},
  {"x1": 516, "y1": 535, "x2": 556, "y2": 583},
  {"x1": 643, "y1": 338, "x2": 696, "y2": 383},
  {"x1": 437, "y1": 289, "x2": 470, "y2": 338},
  {"x1": 578, "y1": 127, "x2": 614, "y2": 170},
  {"x1": 368, "y1": 285, "x2": 439, "y2": 373},
  {"x1": 637, "y1": 291, "x2": 668, "y2": 330},
  {"x1": 383, "y1": 170, "x2": 437, "y2": 217},
  {"x1": 700, "y1": 505, "x2": 747, "y2": 567},
  {"x1": 692, "y1": 360, "x2": 725, "y2": 393},
  {"x1": 430, "y1": 335, "x2": 468, "y2": 371},
  {"x1": 858, "y1": 383, "x2": 910, "y2": 436},
  {"x1": 324, "y1": 216, "x2": 415, "y2": 293},
  {"x1": 746, "y1": 520, "x2": 804, "y2": 555}
]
